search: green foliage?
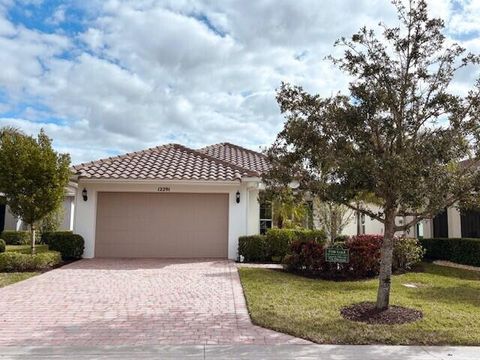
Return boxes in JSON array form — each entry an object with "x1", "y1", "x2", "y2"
[
  {"x1": 0, "y1": 128, "x2": 71, "y2": 253},
  {"x1": 39, "y1": 205, "x2": 64, "y2": 234},
  {"x1": 267, "y1": 1, "x2": 480, "y2": 222},
  {"x1": 284, "y1": 235, "x2": 424, "y2": 279},
  {"x1": 262, "y1": 188, "x2": 310, "y2": 229},
  {"x1": 0, "y1": 239, "x2": 5, "y2": 253},
  {"x1": 0, "y1": 231, "x2": 30, "y2": 245},
  {"x1": 265, "y1": 228, "x2": 293, "y2": 260},
  {"x1": 393, "y1": 237, "x2": 426, "y2": 272},
  {"x1": 266, "y1": 228, "x2": 327, "y2": 262},
  {"x1": 421, "y1": 238, "x2": 480, "y2": 267},
  {"x1": 334, "y1": 235, "x2": 350, "y2": 242},
  {"x1": 41, "y1": 231, "x2": 73, "y2": 245},
  {"x1": 0, "y1": 251, "x2": 61, "y2": 272},
  {"x1": 238, "y1": 229, "x2": 327, "y2": 263},
  {"x1": 6, "y1": 244, "x2": 48, "y2": 254},
  {"x1": 264, "y1": 0, "x2": 480, "y2": 308},
  {"x1": 238, "y1": 235, "x2": 267, "y2": 262},
  {"x1": 47, "y1": 232, "x2": 84, "y2": 260},
  {"x1": 239, "y1": 264, "x2": 480, "y2": 345}
]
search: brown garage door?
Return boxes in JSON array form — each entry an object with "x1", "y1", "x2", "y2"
[{"x1": 95, "y1": 192, "x2": 228, "y2": 258}]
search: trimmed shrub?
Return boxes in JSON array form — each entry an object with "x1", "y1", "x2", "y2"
[
  {"x1": 393, "y1": 237, "x2": 425, "y2": 272},
  {"x1": 284, "y1": 234, "x2": 424, "y2": 279},
  {"x1": 334, "y1": 234, "x2": 350, "y2": 242},
  {"x1": 237, "y1": 228, "x2": 327, "y2": 263},
  {"x1": 0, "y1": 239, "x2": 5, "y2": 253},
  {"x1": 41, "y1": 231, "x2": 73, "y2": 245},
  {"x1": 265, "y1": 229, "x2": 294, "y2": 261},
  {"x1": 283, "y1": 240, "x2": 326, "y2": 274},
  {"x1": 421, "y1": 238, "x2": 480, "y2": 267},
  {"x1": 0, "y1": 231, "x2": 30, "y2": 245},
  {"x1": 238, "y1": 235, "x2": 267, "y2": 262},
  {"x1": 293, "y1": 229, "x2": 327, "y2": 243},
  {"x1": 47, "y1": 232, "x2": 84, "y2": 260},
  {"x1": 265, "y1": 228, "x2": 327, "y2": 262},
  {"x1": 0, "y1": 251, "x2": 62, "y2": 272},
  {"x1": 343, "y1": 235, "x2": 383, "y2": 278}
]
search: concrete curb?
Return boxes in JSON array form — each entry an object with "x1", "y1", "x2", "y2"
[{"x1": 1, "y1": 344, "x2": 479, "y2": 359}]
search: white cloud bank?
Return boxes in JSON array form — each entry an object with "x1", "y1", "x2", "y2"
[{"x1": 0, "y1": 0, "x2": 478, "y2": 163}]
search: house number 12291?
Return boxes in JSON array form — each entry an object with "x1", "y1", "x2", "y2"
[{"x1": 157, "y1": 187, "x2": 171, "y2": 192}]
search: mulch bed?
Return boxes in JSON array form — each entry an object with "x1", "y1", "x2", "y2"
[{"x1": 341, "y1": 302, "x2": 423, "y2": 325}]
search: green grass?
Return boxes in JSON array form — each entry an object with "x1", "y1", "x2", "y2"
[
  {"x1": 0, "y1": 272, "x2": 38, "y2": 288},
  {"x1": 0, "y1": 245, "x2": 47, "y2": 287},
  {"x1": 5, "y1": 244, "x2": 49, "y2": 254},
  {"x1": 239, "y1": 263, "x2": 480, "y2": 345}
]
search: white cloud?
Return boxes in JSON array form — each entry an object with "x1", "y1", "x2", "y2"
[
  {"x1": 0, "y1": 0, "x2": 478, "y2": 164},
  {"x1": 449, "y1": 0, "x2": 480, "y2": 35}
]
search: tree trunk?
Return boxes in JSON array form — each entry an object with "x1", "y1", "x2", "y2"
[
  {"x1": 331, "y1": 207, "x2": 338, "y2": 242},
  {"x1": 30, "y1": 224, "x2": 36, "y2": 255},
  {"x1": 376, "y1": 207, "x2": 396, "y2": 310}
]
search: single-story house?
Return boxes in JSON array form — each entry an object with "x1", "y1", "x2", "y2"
[
  {"x1": 2, "y1": 142, "x2": 477, "y2": 257},
  {"x1": 71, "y1": 143, "x2": 268, "y2": 259}
]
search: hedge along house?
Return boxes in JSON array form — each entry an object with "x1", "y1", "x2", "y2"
[{"x1": 71, "y1": 143, "x2": 268, "y2": 259}]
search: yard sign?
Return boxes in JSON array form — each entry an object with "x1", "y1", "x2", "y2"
[{"x1": 325, "y1": 247, "x2": 349, "y2": 263}]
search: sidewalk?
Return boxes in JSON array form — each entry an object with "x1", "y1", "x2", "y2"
[{"x1": 0, "y1": 344, "x2": 478, "y2": 359}]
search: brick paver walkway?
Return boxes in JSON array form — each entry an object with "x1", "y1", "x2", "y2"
[{"x1": 0, "y1": 259, "x2": 308, "y2": 346}]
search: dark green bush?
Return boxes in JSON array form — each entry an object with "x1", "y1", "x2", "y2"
[
  {"x1": 294, "y1": 229, "x2": 328, "y2": 243},
  {"x1": 265, "y1": 228, "x2": 294, "y2": 261},
  {"x1": 47, "y1": 232, "x2": 84, "y2": 260},
  {"x1": 265, "y1": 228, "x2": 327, "y2": 262},
  {"x1": 238, "y1": 235, "x2": 267, "y2": 262},
  {"x1": 238, "y1": 229, "x2": 327, "y2": 263},
  {"x1": 421, "y1": 238, "x2": 480, "y2": 267},
  {"x1": 0, "y1": 231, "x2": 30, "y2": 245},
  {"x1": 0, "y1": 239, "x2": 5, "y2": 253},
  {"x1": 41, "y1": 231, "x2": 73, "y2": 245},
  {"x1": 0, "y1": 251, "x2": 61, "y2": 272},
  {"x1": 334, "y1": 234, "x2": 350, "y2": 242}
]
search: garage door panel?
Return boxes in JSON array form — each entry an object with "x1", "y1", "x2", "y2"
[{"x1": 95, "y1": 192, "x2": 228, "y2": 258}]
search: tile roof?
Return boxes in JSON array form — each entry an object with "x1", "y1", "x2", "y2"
[
  {"x1": 198, "y1": 142, "x2": 270, "y2": 175},
  {"x1": 72, "y1": 144, "x2": 259, "y2": 181}
]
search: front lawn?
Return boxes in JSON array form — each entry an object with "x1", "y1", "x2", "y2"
[
  {"x1": 239, "y1": 263, "x2": 480, "y2": 345},
  {"x1": 0, "y1": 272, "x2": 38, "y2": 288}
]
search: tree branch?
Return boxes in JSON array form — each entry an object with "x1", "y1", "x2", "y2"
[{"x1": 342, "y1": 202, "x2": 385, "y2": 224}]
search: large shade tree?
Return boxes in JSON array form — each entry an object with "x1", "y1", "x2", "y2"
[
  {"x1": 265, "y1": 0, "x2": 480, "y2": 310},
  {"x1": 0, "y1": 128, "x2": 71, "y2": 254}
]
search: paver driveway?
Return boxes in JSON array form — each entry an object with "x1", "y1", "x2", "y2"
[{"x1": 0, "y1": 259, "x2": 308, "y2": 346}]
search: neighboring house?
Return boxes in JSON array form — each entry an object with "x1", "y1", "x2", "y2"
[
  {"x1": 0, "y1": 187, "x2": 76, "y2": 233},
  {"x1": 340, "y1": 205, "x2": 422, "y2": 238},
  {"x1": 420, "y1": 159, "x2": 480, "y2": 239},
  {"x1": 71, "y1": 143, "x2": 267, "y2": 259},
  {"x1": 421, "y1": 206, "x2": 480, "y2": 239}
]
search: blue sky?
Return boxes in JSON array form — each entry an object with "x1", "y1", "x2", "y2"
[{"x1": 0, "y1": 0, "x2": 479, "y2": 164}]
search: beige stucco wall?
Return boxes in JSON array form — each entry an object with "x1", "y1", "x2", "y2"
[{"x1": 313, "y1": 202, "x2": 416, "y2": 237}]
